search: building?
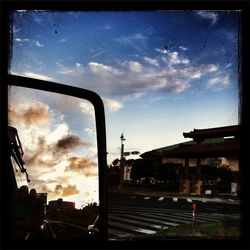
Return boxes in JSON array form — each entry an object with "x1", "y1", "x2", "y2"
[
  {"x1": 48, "y1": 198, "x2": 75, "y2": 211},
  {"x1": 141, "y1": 125, "x2": 240, "y2": 195}
]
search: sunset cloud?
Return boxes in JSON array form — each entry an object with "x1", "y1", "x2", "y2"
[
  {"x1": 54, "y1": 184, "x2": 80, "y2": 197},
  {"x1": 9, "y1": 102, "x2": 53, "y2": 126},
  {"x1": 65, "y1": 156, "x2": 97, "y2": 176},
  {"x1": 54, "y1": 134, "x2": 90, "y2": 154}
]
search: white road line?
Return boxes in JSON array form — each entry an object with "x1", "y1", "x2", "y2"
[
  {"x1": 134, "y1": 228, "x2": 158, "y2": 234},
  {"x1": 117, "y1": 213, "x2": 182, "y2": 226},
  {"x1": 173, "y1": 197, "x2": 178, "y2": 202},
  {"x1": 187, "y1": 198, "x2": 193, "y2": 203},
  {"x1": 158, "y1": 197, "x2": 165, "y2": 201},
  {"x1": 144, "y1": 197, "x2": 151, "y2": 200},
  {"x1": 108, "y1": 228, "x2": 134, "y2": 238},
  {"x1": 109, "y1": 215, "x2": 162, "y2": 229},
  {"x1": 109, "y1": 206, "x2": 188, "y2": 214},
  {"x1": 146, "y1": 213, "x2": 192, "y2": 224},
  {"x1": 108, "y1": 221, "x2": 157, "y2": 234},
  {"x1": 212, "y1": 198, "x2": 223, "y2": 202}
]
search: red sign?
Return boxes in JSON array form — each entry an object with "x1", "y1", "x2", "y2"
[{"x1": 192, "y1": 203, "x2": 197, "y2": 211}]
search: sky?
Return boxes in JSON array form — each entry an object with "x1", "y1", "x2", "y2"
[{"x1": 10, "y1": 10, "x2": 240, "y2": 207}]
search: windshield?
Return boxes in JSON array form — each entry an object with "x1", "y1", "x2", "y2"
[{"x1": 10, "y1": 10, "x2": 241, "y2": 240}]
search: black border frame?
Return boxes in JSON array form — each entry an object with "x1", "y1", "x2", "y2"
[{"x1": 1, "y1": 1, "x2": 249, "y2": 249}]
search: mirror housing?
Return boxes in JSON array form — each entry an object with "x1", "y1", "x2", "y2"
[{"x1": 3, "y1": 74, "x2": 107, "y2": 246}]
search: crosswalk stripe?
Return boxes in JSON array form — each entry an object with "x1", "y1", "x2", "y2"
[
  {"x1": 107, "y1": 205, "x2": 239, "y2": 238},
  {"x1": 108, "y1": 228, "x2": 136, "y2": 238},
  {"x1": 109, "y1": 205, "x2": 185, "y2": 213},
  {"x1": 109, "y1": 214, "x2": 163, "y2": 230},
  {"x1": 108, "y1": 220, "x2": 157, "y2": 235},
  {"x1": 144, "y1": 197, "x2": 151, "y2": 200},
  {"x1": 158, "y1": 197, "x2": 165, "y2": 201},
  {"x1": 115, "y1": 213, "x2": 178, "y2": 227}
]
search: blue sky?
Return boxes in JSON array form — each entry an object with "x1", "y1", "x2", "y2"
[{"x1": 11, "y1": 10, "x2": 240, "y2": 165}]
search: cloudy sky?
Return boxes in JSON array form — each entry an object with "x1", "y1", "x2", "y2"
[{"x1": 10, "y1": 10, "x2": 240, "y2": 206}]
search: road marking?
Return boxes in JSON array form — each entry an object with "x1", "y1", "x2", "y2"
[
  {"x1": 187, "y1": 198, "x2": 192, "y2": 203},
  {"x1": 158, "y1": 197, "x2": 165, "y2": 201},
  {"x1": 108, "y1": 205, "x2": 240, "y2": 239},
  {"x1": 212, "y1": 198, "x2": 222, "y2": 202},
  {"x1": 201, "y1": 199, "x2": 208, "y2": 203},
  {"x1": 144, "y1": 197, "x2": 151, "y2": 200},
  {"x1": 134, "y1": 228, "x2": 158, "y2": 234},
  {"x1": 108, "y1": 228, "x2": 134, "y2": 238},
  {"x1": 173, "y1": 197, "x2": 178, "y2": 202},
  {"x1": 109, "y1": 215, "x2": 162, "y2": 229},
  {"x1": 108, "y1": 221, "x2": 157, "y2": 235}
]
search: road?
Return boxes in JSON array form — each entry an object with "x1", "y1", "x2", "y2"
[{"x1": 107, "y1": 191, "x2": 240, "y2": 240}]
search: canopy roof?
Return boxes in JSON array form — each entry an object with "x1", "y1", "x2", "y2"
[
  {"x1": 183, "y1": 125, "x2": 240, "y2": 142},
  {"x1": 141, "y1": 125, "x2": 240, "y2": 159}
]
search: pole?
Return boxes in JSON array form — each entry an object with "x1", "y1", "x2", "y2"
[
  {"x1": 119, "y1": 133, "x2": 125, "y2": 189},
  {"x1": 192, "y1": 202, "x2": 196, "y2": 236}
]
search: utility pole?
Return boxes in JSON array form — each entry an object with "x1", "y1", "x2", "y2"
[{"x1": 118, "y1": 133, "x2": 125, "y2": 189}]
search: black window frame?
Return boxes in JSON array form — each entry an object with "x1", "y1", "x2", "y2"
[{"x1": 1, "y1": 1, "x2": 249, "y2": 249}]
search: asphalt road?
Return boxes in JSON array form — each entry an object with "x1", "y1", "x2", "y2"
[{"x1": 107, "y1": 191, "x2": 241, "y2": 240}]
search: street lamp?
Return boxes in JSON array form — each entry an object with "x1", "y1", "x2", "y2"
[{"x1": 119, "y1": 133, "x2": 126, "y2": 189}]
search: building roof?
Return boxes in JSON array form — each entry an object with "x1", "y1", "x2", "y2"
[
  {"x1": 183, "y1": 125, "x2": 240, "y2": 142},
  {"x1": 140, "y1": 137, "x2": 225, "y2": 159},
  {"x1": 141, "y1": 125, "x2": 240, "y2": 159},
  {"x1": 163, "y1": 138, "x2": 240, "y2": 158}
]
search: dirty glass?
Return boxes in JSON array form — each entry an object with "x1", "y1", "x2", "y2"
[{"x1": 10, "y1": 10, "x2": 241, "y2": 240}]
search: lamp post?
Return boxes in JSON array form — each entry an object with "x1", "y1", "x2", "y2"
[{"x1": 118, "y1": 133, "x2": 126, "y2": 189}]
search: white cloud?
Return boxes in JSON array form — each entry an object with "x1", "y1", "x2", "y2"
[
  {"x1": 34, "y1": 40, "x2": 44, "y2": 48},
  {"x1": 53, "y1": 49, "x2": 228, "y2": 100},
  {"x1": 207, "y1": 74, "x2": 230, "y2": 89},
  {"x1": 207, "y1": 64, "x2": 219, "y2": 72},
  {"x1": 84, "y1": 128, "x2": 96, "y2": 136},
  {"x1": 15, "y1": 38, "x2": 29, "y2": 42},
  {"x1": 79, "y1": 100, "x2": 95, "y2": 116},
  {"x1": 197, "y1": 11, "x2": 218, "y2": 24},
  {"x1": 59, "y1": 38, "x2": 67, "y2": 43},
  {"x1": 168, "y1": 51, "x2": 190, "y2": 65},
  {"x1": 128, "y1": 61, "x2": 143, "y2": 73},
  {"x1": 13, "y1": 25, "x2": 20, "y2": 33},
  {"x1": 116, "y1": 33, "x2": 147, "y2": 51},
  {"x1": 57, "y1": 62, "x2": 84, "y2": 76},
  {"x1": 179, "y1": 46, "x2": 188, "y2": 51},
  {"x1": 23, "y1": 72, "x2": 54, "y2": 81},
  {"x1": 155, "y1": 48, "x2": 168, "y2": 54},
  {"x1": 103, "y1": 98, "x2": 123, "y2": 112},
  {"x1": 88, "y1": 62, "x2": 121, "y2": 75},
  {"x1": 144, "y1": 57, "x2": 159, "y2": 67}
]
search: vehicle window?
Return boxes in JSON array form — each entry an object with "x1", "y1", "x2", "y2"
[{"x1": 10, "y1": 10, "x2": 241, "y2": 240}]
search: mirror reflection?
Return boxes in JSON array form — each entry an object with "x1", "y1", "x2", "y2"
[{"x1": 8, "y1": 85, "x2": 99, "y2": 239}]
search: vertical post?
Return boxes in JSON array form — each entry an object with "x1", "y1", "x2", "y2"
[
  {"x1": 192, "y1": 202, "x2": 196, "y2": 236},
  {"x1": 119, "y1": 133, "x2": 125, "y2": 189}
]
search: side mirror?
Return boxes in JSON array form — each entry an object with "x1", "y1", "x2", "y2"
[{"x1": 5, "y1": 74, "x2": 107, "y2": 243}]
